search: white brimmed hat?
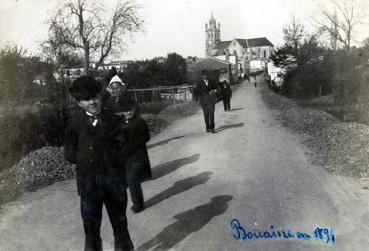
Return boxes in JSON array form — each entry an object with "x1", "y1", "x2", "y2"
[{"x1": 108, "y1": 75, "x2": 125, "y2": 87}]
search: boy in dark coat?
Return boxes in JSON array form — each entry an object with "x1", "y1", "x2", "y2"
[
  {"x1": 64, "y1": 76, "x2": 134, "y2": 251},
  {"x1": 112, "y1": 100, "x2": 151, "y2": 214}
]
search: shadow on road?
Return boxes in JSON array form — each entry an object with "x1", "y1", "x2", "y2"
[
  {"x1": 229, "y1": 107, "x2": 244, "y2": 111},
  {"x1": 147, "y1": 136, "x2": 185, "y2": 149},
  {"x1": 151, "y1": 154, "x2": 200, "y2": 180},
  {"x1": 215, "y1": 123, "x2": 244, "y2": 133},
  {"x1": 145, "y1": 171, "x2": 212, "y2": 209},
  {"x1": 136, "y1": 195, "x2": 233, "y2": 251}
]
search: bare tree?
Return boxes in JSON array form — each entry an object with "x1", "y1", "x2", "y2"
[
  {"x1": 283, "y1": 16, "x2": 306, "y2": 55},
  {"x1": 44, "y1": 0, "x2": 143, "y2": 72},
  {"x1": 363, "y1": 37, "x2": 369, "y2": 48},
  {"x1": 312, "y1": 0, "x2": 367, "y2": 51}
]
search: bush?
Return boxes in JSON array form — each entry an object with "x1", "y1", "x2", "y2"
[
  {"x1": 0, "y1": 105, "x2": 66, "y2": 172},
  {"x1": 139, "y1": 101, "x2": 172, "y2": 115}
]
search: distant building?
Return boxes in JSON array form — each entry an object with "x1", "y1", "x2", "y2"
[
  {"x1": 33, "y1": 72, "x2": 48, "y2": 86},
  {"x1": 205, "y1": 14, "x2": 275, "y2": 74},
  {"x1": 90, "y1": 60, "x2": 134, "y2": 72},
  {"x1": 186, "y1": 56, "x2": 201, "y2": 64},
  {"x1": 156, "y1": 56, "x2": 166, "y2": 64},
  {"x1": 188, "y1": 57, "x2": 234, "y2": 83}
]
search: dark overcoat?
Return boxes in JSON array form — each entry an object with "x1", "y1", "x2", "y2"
[
  {"x1": 193, "y1": 80, "x2": 219, "y2": 106},
  {"x1": 220, "y1": 81, "x2": 232, "y2": 98},
  {"x1": 116, "y1": 114, "x2": 151, "y2": 182},
  {"x1": 64, "y1": 108, "x2": 124, "y2": 195}
]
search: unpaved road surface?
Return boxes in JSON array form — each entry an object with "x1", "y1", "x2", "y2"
[{"x1": 1, "y1": 78, "x2": 369, "y2": 251}]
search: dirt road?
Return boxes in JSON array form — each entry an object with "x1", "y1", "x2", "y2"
[{"x1": 1, "y1": 78, "x2": 369, "y2": 251}]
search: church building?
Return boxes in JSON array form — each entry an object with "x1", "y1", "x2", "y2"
[{"x1": 205, "y1": 14, "x2": 275, "y2": 73}]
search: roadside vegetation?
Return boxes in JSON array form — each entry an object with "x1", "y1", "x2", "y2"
[
  {"x1": 271, "y1": 0, "x2": 369, "y2": 125},
  {"x1": 0, "y1": 0, "x2": 195, "y2": 206},
  {"x1": 261, "y1": 85, "x2": 369, "y2": 180}
]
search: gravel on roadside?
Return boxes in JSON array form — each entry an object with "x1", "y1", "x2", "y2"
[
  {"x1": 260, "y1": 86, "x2": 369, "y2": 179},
  {"x1": 0, "y1": 100, "x2": 201, "y2": 206}
]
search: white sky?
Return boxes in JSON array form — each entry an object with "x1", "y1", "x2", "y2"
[{"x1": 0, "y1": 0, "x2": 368, "y2": 60}]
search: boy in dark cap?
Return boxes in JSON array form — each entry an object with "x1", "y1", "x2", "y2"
[
  {"x1": 112, "y1": 99, "x2": 151, "y2": 214},
  {"x1": 193, "y1": 70, "x2": 219, "y2": 133},
  {"x1": 64, "y1": 76, "x2": 134, "y2": 251}
]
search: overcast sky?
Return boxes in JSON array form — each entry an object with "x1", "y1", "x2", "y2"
[{"x1": 0, "y1": 0, "x2": 367, "y2": 60}]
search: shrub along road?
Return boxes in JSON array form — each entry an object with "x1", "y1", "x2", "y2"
[{"x1": 1, "y1": 78, "x2": 369, "y2": 250}]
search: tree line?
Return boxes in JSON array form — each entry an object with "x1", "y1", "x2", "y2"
[
  {"x1": 271, "y1": 0, "x2": 369, "y2": 107},
  {"x1": 0, "y1": 0, "x2": 189, "y2": 173}
]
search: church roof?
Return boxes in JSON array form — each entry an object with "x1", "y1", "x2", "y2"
[
  {"x1": 213, "y1": 41, "x2": 232, "y2": 51},
  {"x1": 236, "y1": 37, "x2": 274, "y2": 48},
  {"x1": 213, "y1": 37, "x2": 274, "y2": 52}
]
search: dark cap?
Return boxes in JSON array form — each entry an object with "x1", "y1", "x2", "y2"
[
  {"x1": 201, "y1": 69, "x2": 208, "y2": 76},
  {"x1": 69, "y1": 76, "x2": 102, "y2": 100},
  {"x1": 108, "y1": 96, "x2": 136, "y2": 114}
]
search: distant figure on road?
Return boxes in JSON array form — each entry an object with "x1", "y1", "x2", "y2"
[
  {"x1": 245, "y1": 74, "x2": 250, "y2": 83},
  {"x1": 254, "y1": 81, "x2": 257, "y2": 88},
  {"x1": 64, "y1": 76, "x2": 134, "y2": 251},
  {"x1": 112, "y1": 100, "x2": 151, "y2": 214},
  {"x1": 193, "y1": 70, "x2": 219, "y2": 133}
]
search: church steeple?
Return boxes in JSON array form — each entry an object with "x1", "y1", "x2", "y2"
[
  {"x1": 210, "y1": 12, "x2": 215, "y2": 23},
  {"x1": 205, "y1": 13, "x2": 221, "y2": 57}
]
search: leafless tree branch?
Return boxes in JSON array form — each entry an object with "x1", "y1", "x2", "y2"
[{"x1": 42, "y1": 0, "x2": 144, "y2": 72}]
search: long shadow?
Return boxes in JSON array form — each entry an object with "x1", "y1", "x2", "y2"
[
  {"x1": 151, "y1": 154, "x2": 200, "y2": 180},
  {"x1": 145, "y1": 171, "x2": 212, "y2": 209},
  {"x1": 137, "y1": 195, "x2": 233, "y2": 251},
  {"x1": 147, "y1": 136, "x2": 185, "y2": 149},
  {"x1": 229, "y1": 107, "x2": 244, "y2": 111},
  {"x1": 215, "y1": 123, "x2": 244, "y2": 133}
]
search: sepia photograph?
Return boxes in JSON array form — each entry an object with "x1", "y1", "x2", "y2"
[{"x1": 1, "y1": 0, "x2": 369, "y2": 250}]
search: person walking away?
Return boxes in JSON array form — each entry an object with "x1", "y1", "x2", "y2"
[
  {"x1": 112, "y1": 101, "x2": 151, "y2": 214},
  {"x1": 245, "y1": 74, "x2": 250, "y2": 83},
  {"x1": 193, "y1": 70, "x2": 219, "y2": 133},
  {"x1": 64, "y1": 76, "x2": 134, "y2": 251}
]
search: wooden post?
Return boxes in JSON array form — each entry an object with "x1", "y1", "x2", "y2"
[
  {"x1": 152, "y1": 90, "x2": 155, "y2": 102},
  {"x1": 172, "y1": 88, "x2": 175, "y2": 105},
  {"x1": 132, "y1": 85, "x2": 138, "y2": 103}
]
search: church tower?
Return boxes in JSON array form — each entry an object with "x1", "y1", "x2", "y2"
[{"x1": 205, "y1": 13, "x2": 221, "y2": 57}]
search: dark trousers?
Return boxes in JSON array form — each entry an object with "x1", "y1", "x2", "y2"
[
  {"x1": 201, "y1": 101, "x2": 215, "y2": 129},
  {"x1": 223, "y1": 98, "x2": 231, "y2": 111},
  {"x1": 126, "y1": 162, "x2": 144, "y2": 207},
  {"x1": 80, "y1": 177, "x2": 133, "y2": 251},
  {"x1": 128, "y1": 183, "x2": 144, "y2": 207}
]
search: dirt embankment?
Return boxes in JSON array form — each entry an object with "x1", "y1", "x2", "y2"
[{"x1": 260, "y1": 86, "x2": 369, "y2": 179}]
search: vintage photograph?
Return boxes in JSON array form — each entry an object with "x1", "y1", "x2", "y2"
[{"x1": 1, "y1": 0, "x2": 369, "y2": 250}]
